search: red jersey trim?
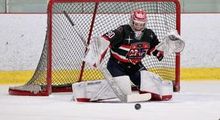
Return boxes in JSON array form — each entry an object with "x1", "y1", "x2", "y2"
[{"x1": 111, "y1": 52, "x2": 130, "y2": 63}]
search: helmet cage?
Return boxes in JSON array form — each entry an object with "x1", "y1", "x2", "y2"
[
  {"x1": 130, "y1": 9, "x2": 147, "y2": 31},
  {"x1": 131, "y1": 9, "x2": 147, "y2": 24}
]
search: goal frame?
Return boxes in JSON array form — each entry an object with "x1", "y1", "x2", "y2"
[{"x1": 9, "y1": 0, "x2": 181, "y2": 96}]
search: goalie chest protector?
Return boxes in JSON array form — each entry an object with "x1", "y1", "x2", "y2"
[{"x1": 103, "y1": 25, "x2": 160, "y2": 64}]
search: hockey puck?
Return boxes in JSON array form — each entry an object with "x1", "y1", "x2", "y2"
[{"x1": 134, "y1": 103, "x2": 141, "y2": 110}]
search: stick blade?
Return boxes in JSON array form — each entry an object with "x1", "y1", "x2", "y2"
[{"x1": 126, "y1": 93, "x2": 151, "y2": 103}]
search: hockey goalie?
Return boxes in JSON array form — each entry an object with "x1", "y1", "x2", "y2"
[{"x1": 72, "y1": 9, "x2": 184, "y2": 102}]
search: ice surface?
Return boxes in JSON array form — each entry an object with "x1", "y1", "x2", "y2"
[{"x1": 0, "y1": 80, "x2": 220, "y2": 120}]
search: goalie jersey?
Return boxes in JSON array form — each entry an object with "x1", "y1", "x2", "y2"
[{"x1": 101, "y1": 24, "x2": 161, "y2": 65}]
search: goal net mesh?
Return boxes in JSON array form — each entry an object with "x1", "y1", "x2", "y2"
[{"x1": 9, "y1": 0, "x2": 181, "y2": 95}]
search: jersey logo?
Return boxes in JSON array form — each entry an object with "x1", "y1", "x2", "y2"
[{"x1": 126, "y1": 42, "x2": 149, "y2": 64}]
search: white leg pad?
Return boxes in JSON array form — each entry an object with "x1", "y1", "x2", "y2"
[
  {"x1": 72, "y1": 75, "x2": 152, "y2": 102},
  {"x1": 114, "y1": 75, "x2": 151, "y2": 102},
  {"x1": 72, "y1": 80, "x2": 116, "y2": 102},
  {"x1": 72, "y1": 82, "x2": 88, "y2": 101},
  {"x1": 160, "y1": 81, "x2": 173, "y2": 96},
  {"x1": 140, "y1": 71, "x2": 173, "y2": 98},
  {"x1": 140, "y1": 71, "x2": 161, "y2": 94},
  {"x1": 114, "y1": 75, "x2": 132, "y2": 95}
]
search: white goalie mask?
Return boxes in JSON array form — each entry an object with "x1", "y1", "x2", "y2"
[{"x1": 130, "y1": 9, "x2": 147, "y2": 31}]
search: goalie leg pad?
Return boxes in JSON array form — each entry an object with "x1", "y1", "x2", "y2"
[
  {"x1": 114, "y1": 75, "x2": 132, "y2": 95},
  {"x1": 72, "y1": 75, "x2": 152, "y2": 102},
  {"x1": 72, "y1": 80, "x2": 117, "y2": 102},
  {"x1": 72, "y1": 75, "x2": 132, "y2": 102},
  {"x1": 114, "y1": 75, "x2": 152, "y2": 102},
  {"x1": 140, "y1": 71, "x2": 173, "y2": 101},
  {"x1": 72, "y1": 82, "x2": 89, "y2": 102}
]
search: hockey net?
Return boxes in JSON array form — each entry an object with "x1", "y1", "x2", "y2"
[{"x1": 9, "y1": 0, "x2": 181, "y2": 96}]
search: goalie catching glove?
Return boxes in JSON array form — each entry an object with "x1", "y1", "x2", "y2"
[{"x1": 156, "y1": 29, "x2": 185, "y2": 56}]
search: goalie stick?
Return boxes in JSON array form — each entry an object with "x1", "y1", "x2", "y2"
[
  {"x1": 63, "y1": 10, "x2": 151, "y2": 103},
  {"x1": 63, "y1": 11, "x2": 88, "y2": 47}
]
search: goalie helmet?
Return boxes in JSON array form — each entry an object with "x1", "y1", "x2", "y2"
[{"x1": 130, "y1": 9, "x2": 147, "y2": 31}]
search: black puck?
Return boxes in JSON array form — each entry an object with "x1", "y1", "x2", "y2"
[{"x1": 134, "y1": 103, "x2": 141, "y2": 110}]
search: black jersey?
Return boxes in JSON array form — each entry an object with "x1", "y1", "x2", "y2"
[{"x1": 102, "y1": 24, "x2": 160, "y2": 64}]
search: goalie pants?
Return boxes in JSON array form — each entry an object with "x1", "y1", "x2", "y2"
[{"x1": 107, "y1": 57, "x2": 146, "y2": 87}]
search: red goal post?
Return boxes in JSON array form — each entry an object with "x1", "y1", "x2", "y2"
[{"x1": 9, "y1": 0, "x2": 181, "y2": 96}]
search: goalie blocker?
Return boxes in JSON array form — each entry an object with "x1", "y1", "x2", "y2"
[{"x1": 72, "y1": 71, "x2": 173, "y2": 102}]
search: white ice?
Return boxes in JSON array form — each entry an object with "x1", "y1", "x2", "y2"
[{"x1": 0, "y1": 80, "x2": 220, "y2": 120}]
